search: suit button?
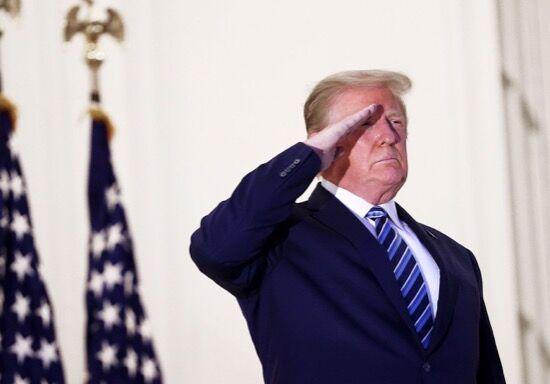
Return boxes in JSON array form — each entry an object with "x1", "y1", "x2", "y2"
[
  {"x1": 422, "y1": 362, "x2": 431, "y2": 373},
  {"x1": 293, "y1": 159, "x2": 301, "y2": 164},
  {"x1": 280, "y1": 171, "x2": 287, "y2": 177}
]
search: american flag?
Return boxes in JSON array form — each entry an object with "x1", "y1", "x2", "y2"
[
  {"x1": 86, "y1": 110, "x2": 162, "y2": 383},
  {"x1": 0, "y1": 98, "x2": 66, "y2": 382}
]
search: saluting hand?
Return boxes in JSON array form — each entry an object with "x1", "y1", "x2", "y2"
[{"x1": 303, "y1": 103, "x2": 383, "y2": 171}]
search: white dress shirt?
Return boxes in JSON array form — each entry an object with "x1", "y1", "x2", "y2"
[{"x1": 321, "y1": 179, "x2": 440, "y2": 317}]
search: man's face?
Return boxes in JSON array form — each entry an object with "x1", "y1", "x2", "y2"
[{"x1": 323, "y1": 86, "x2": 408, "y2": 197}]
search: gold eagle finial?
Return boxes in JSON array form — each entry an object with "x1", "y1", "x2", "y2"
[
  {"x1": 64, "y1": 2, "x2": 124, "y2": 47},
  {"x1": 63, "y1": 1, "x2": 125, "y2": 101},
  {"x1": 0, "y1": 0, "x2": 21, "y2": 18}
]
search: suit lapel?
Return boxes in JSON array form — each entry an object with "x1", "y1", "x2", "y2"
[
  {"x1": 307, "y1": 184, "x2": 420, "y2": 340},
  {"x1": 396, "y1": 204, "x2": 459, "y2": 354}
]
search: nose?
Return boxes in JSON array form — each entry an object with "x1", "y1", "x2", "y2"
[{"x1": 375, "y1": 116, "x2": 400, "y2": 145}]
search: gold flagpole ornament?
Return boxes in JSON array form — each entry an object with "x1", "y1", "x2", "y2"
[
  {"x1": 63, "y1": 0, "x2": 124, "y2": 102},
  {"x1": 0, "y1": 0, "x2": 21, "y2": 18},
  {"x1": 64, "y1": 0, "x2": 124, "y2": 140}
]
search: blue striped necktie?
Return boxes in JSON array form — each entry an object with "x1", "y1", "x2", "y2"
[{"x1": 366, "y1": 206, "x2": 434, "y2": 349}]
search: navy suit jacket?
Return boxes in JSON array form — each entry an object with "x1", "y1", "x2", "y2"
[{"x1": 190, "y1": 143, "x2": 506, "y2": 384}]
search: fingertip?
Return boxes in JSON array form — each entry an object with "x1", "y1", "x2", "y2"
[
  {"x1": 369, "y1": 103, "x2": 383, "y2": 114},
  {"x1": 366, "y1": 104, "x2": 384, "y2": 124}
]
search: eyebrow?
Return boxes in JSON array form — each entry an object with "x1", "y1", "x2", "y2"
[{"x1": 386, "y1": 111, "x2": 405, "y2": 119}]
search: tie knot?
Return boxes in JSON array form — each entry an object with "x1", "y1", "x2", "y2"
[{"x1": 366, "y1": 206, "x2": 388, "y2": 220}]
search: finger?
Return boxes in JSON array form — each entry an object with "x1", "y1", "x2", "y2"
[
  {"x1": 330, "y1": 104, "x2": 384, "y2": 151},
  {"x1": 339, "y1": 104, "x2": 383, "y2": 134},
  {"x1": 305, "y1": 104, "x2": 383, "y2": 152},
  {"x1": 362, "y1": 104, "x2": 384, "y2": 126}
]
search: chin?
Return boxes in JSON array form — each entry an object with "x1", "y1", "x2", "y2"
[{"x1": 376, "y1": 171, "x2": 407, "y2": 185}]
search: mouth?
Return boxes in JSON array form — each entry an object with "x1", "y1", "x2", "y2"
[{"x1": 375, "y1": 158, "x2": 399, "y2": 164}]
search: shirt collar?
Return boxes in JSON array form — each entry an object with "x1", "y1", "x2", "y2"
[{"x1": 320, "y1": 179, "x2": 404, "y2": 229}]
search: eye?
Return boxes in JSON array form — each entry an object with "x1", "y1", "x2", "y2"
[{"x1": 391, "y1": 119, "x2": 403, "y2": 125}]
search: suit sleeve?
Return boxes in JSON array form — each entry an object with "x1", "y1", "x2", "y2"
[
  {"x1": 469, "y1": 252, "x2": 507, "y2": 383},
  {"x1": 189, "y1": 142, "x2": 321, "y2": 297}
]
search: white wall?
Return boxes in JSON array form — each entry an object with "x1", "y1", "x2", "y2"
[{"x1": 2, "y1": 0, "x2": 526, "y2": 382}]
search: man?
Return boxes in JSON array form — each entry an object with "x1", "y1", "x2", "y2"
[{"x1": 190, "y1": 70, "x2": 506, "y2": 383}]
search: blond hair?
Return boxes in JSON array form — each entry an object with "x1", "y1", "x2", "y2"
[{"x1": 303, "y1": 70, "x2": 412, "y2": 133}]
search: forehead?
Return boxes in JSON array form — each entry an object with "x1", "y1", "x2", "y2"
[{"x1": 327, "y1": 86, "x2": 404, "y2": 123}]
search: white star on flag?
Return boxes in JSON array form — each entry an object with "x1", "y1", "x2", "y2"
[
  {"x1": 10, "y1": 211, "x2": 30, "y2": 240},
  {"x1": 10, "y1": 334, "x2": 33, "y2": 363},
  {"x1": 10, "y1": 172, "x2": 25, "y2": 200},
  {"x1": 36, "y1": 301, "x2": 52, "y2": 327},
  {"x1": 14, "y1": 374, "x2": 30, "y2": 384},
  {"x1": 36, "y1": 339, "x2": 58, "y2": 369},
  {"x1": 142, "y1": 357, "x2": 159, "y2": 383},
  {"x1": 97, "y1": 342, "x2": 118, "y2": 371},
  {"x1": 106, "y1": 223, "x2": 124, "y2": 251},
  {"x1": 90, "y1": 231, "x2": 107, "y2": 259},
  {"x1": 102, "y1": 261, "x2": 123, "y2": 290},
  {"x1": 139, "y1": 318, "x2": 153, "y2": 342},
  {"x1": 11, "y1": 252, "x2": 33, "y2": 282},
  {"x1": 88, "y1": 271, "x2": 105, "y2": 297},
  {"x1": 12, "y1": 292, "x2": 30, "y2": 322},
  {"x1": 124, "y1": 349, "x2": 138, "y2": 377},
  {"x1": 97, "y1": 301, "x2": 121, "y2": 330},
  {"x1": 105, "y1": 184, "x2": 121, "y2": 211}
]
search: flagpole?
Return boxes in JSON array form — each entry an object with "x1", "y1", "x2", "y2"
[
  {"x1": 0, "y1": 0, "x2": 21, "y2": 129},
  {"x1": 0, "y1": 0, "x2": 21, "y2": 94},
  {"x1": 64, "y1": 2, "x2": 163, "y2": 382}
]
